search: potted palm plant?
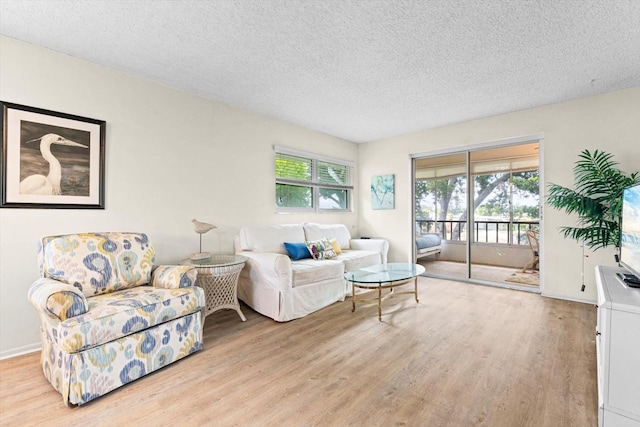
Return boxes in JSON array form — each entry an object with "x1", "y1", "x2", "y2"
[{"x1": 547, "y1": 149, "x2": 640, "y2": 255}]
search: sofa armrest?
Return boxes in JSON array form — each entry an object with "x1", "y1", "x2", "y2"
[
  {"x1": 236, "y1": 251, "x2": 293, "y2": 291},
  {"x1": 350, "y1": 238, "x2": 389, "y2": 264},
  {"x1": 28, "y1": 277, "x2": 88, "y2": 321},
  {"x1": 151, "y1": 265, "x2": 198, "y2": 289}
]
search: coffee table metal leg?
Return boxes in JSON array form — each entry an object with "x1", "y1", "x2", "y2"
[
  {"x1": 346, "y1": 264, "x2": 424, "y2": 321},
  {"x1": 352, "y1": 282, "x2": 356, "y2": 312},
  {"x1": 378, "y1": 286, "x2": 382, "y2": 321}
]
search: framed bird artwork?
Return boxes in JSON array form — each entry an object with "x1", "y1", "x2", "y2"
[{"x1": 0, "y1": 101, "x2": 106, "y2": 209}]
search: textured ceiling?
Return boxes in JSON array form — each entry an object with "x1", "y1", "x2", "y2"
[{"x1": 1, "y1": 0, "x2": 639, "y2": 143}]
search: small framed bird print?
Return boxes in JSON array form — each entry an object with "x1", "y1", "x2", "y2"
[{"x1": 0, "y1": 101, "x2": 106, "y2": 209}]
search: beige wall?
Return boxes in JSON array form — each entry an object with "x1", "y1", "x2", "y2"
[
  {"x1": 2, "y1": 34, "x2": 638, "y2": 358},
  {"x1": 0, "y1": 36, "x2": 359, "y2": 357},
  {"x1": 358, "y1": 86, "x2": 640, "y2": 302}
]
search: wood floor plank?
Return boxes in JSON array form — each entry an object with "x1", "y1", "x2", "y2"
[{"x1": 0, "y1": 278, "x2": 597, "y2": 426}]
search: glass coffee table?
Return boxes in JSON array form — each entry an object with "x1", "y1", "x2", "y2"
[{"x1": 345, "y1": 263, "x2": 425, "y2": 321}]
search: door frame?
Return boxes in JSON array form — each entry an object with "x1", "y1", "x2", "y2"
[{"x1": 411, "y1": 133, "x2": 545, "y2": 293}]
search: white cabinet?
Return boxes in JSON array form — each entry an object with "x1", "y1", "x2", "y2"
[{"x1": 596, "y1": 266, "x2": 640, "y2": 427}]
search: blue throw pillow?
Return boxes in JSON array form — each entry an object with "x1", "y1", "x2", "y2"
[{"x1": 284, "y1": 242, "x2": 312, "y2": 260}]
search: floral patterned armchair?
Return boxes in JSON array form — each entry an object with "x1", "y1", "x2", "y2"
[{"x1": 28, "y1": 232, "x2": 205, "y2": 406}]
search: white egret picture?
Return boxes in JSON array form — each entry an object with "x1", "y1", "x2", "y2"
[
  {"x1": 19, "y1": 121, "x2": 90, "y2": 196},
  {"x1": 1, "y1": 102, "x2": 105, "y2": 209},
  {"x1": 371, "y1": 174, "x2": 394, "y2": 210}
]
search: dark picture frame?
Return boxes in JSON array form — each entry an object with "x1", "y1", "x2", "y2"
[{"x1": 1, "y1": 101, "x2": 106, "y2": 209}]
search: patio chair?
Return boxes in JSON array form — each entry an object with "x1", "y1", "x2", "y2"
[{"x1": 521, "y1": 229, "x2": 539, "y2": 272}]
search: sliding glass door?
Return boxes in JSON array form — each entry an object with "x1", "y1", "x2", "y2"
[
  {"x1": 414, "y1": 140, "x2": 541, "y2": 291},
  {"x1": 415, "y1": 152, "x2": 468, "y2": 281}
]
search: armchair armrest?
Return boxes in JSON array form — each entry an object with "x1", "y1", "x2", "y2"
[
  {"x1": 236, "y1": 251, "x2": 293, "y2": 291},
  {"x1": 28, "y1": 277, "x2": 88, "y2": 321},
  {"x1": 151, "y1": 265, "x2": 198, "y2": 289},
  {"x1": 350, "y1": 238, "x2": 389, "y2": 264}
]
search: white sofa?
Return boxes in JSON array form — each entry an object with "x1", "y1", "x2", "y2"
[{"x1": 234, "y1": 223, "x2": 388, "y2": 321}]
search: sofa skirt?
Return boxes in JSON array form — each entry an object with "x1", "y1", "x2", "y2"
[
  {"x1": 41, "y1": 311, "x2": 203, "y2": 406},
  {"x1": 238, "y1": 275, "x2": 346, "y2": 322}
]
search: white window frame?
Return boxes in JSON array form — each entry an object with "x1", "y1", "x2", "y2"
[{"x1": 275, "y1": 146, "x2": 354, "y2": 213}]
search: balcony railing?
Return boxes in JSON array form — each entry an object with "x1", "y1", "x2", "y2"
[{"x1": 416, "y1": 219, "x2": 539, "y2": 245}]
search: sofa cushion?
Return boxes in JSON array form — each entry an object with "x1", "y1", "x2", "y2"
[
  {"x1": 416, "y1": 233, "x2": 442, "y2": 249},
  {"x1": 291, "y1": 259, "x2": 344, "y2": 288},
  {"x1": 239, "y1": 224, "x2": 305, "y2": 254},
  {"x1": 334, "y1": 250, "x2": 381, "y2": 272},
  {"x1": 57, "y1": 285, "x2": 205, "y2": 353},
  {"x1": 303, "y1": 223, "x2": 352, "y2": 250},
  {"x1": 39, "y1": 232, "x2": 155, "y2": 298},
  {"x1": 284, "y1": 242, "x2": 312, "y2": 260}
]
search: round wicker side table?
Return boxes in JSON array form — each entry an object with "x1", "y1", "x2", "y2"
[{"x1": 180, "y1": 254, "x2": 248, "y2": 321}]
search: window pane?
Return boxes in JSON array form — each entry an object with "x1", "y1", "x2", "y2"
[
  {"x1": 511, "y1": 170, "x2": 540, "y2": 244},
  {"x1": 276, "y1": 184, "x2": 312, "y2": 208},
  {"x1": 415, "y1": 180, "x2": 437, "y2": 233},
  {"x1": 318, "y1": 161, "x2": 351, "y2": 186},
  {"x1": 415, "y1": 175, "x2": 467, "y2": 241},
  {"x1": 319, "y1": 188, "x2": 348, "y2": 210},
  {"x1": 474, "y1": 172, "x2": 510, "y2": 243},
  {"x1": 276, "y1": 154, "x2": 312, "y2": 182},
  {"x1": 511, "y1": 170, "x2": 539, "y2": 221},
  {"x1": 275, "y1": 148, "x2": 354, "y2": 212},
  {"x1": 474, "y1": 173, "x2": 510, "y2": 220}
]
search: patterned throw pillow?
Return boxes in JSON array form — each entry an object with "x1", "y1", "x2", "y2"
[{"x1": 305, "y1": 239, "x2": 336, "y2": 260}]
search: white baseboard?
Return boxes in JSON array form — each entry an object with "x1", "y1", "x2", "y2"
[
  {"x1": 542, "y1": 291, "x2": 596, "y2": 305},
  {"x1": 0, "y1": 343, "x2": 41, "y2": 361}
]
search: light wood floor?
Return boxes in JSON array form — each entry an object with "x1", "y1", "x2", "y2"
[{"x1": 0, "y1": 278, "x2": 597, "y2": 427}]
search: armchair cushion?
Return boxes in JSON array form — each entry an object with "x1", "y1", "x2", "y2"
[
  {"x1": 38, "y1": 232, "x2": 155, "y2": 297},
  {"x1": 57, "y1": 285, "x2": 205, "y2": 353}
]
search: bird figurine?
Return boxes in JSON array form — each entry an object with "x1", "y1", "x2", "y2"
[
  {"x1": 192, "y1": 219, "x2": 217, "y2": 235},
  {"x1": 19, "y1": 133, "x2": 88, "y2": 195},
  {"x1": 191, "y1": 219, "x2": 217, "y2": 258}
]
